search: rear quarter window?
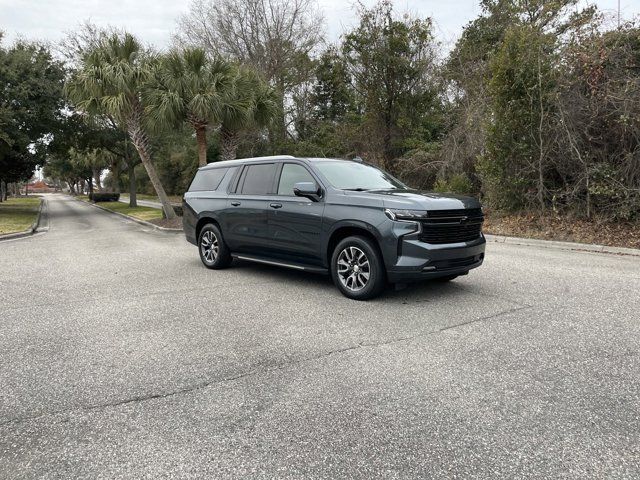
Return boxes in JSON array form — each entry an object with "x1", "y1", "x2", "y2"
[
  {"x1": 238, "y1": 164, "x2": 277, "y2": 195},
  {"x1": 188, "y1": 168, "x2": 229, "y2": 192}
]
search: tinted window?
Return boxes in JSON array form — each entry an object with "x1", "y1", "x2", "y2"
[
  {"x1": 314, "y1": 161, "x2": 406, "y2": 191},
  {"x1": 239, "y1": 164, "x2": 277, "y2": 195},
  {"x1": 277, "y1": 163, "x2": 316, "y2": 195},
  {"x1": 189, "y1": 168, "x2": 229, "y2": 192}
]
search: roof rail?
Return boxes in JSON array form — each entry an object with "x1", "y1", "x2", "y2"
[
  {"x1": 199, "y1": 155, "x2": 298, "y2": 170},
  {"x1": 241, "y1": 155, "x2": 296, "y2": 161}
]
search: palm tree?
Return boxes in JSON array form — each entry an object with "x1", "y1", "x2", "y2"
[
  {"x1": 218, "y1": 69, "x2": 279, "y2": 161},
  {"x1": 66, "y1": 32, "x2": 177, "y2": 219},
  {"x1": 146, "y1": 48, "x2": 246, "y2": 167}
]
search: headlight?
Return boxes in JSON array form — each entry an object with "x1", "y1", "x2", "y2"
[{"x1": 384, "y1": 208, "x2": 428, "y2": 221}]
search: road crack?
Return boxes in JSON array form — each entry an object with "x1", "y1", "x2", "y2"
[{"x1": 0, "y1": 304, "x2": 532, "y2": 427}]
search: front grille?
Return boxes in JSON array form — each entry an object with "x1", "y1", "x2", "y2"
[
  {"x1": 426, "y1": 208, "x2": 483, "y2": 218},
  {"x1": 419, "y1": 208, "x2": 484, "y2": 244},
  {"x1": 429, "y1": 254, "x2": 484, "y2": 270}
]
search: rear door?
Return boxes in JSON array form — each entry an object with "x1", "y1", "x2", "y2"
[
  {"x1": 224, "y1": 163, "x2": 277, "y2": 255},
  {"x1": 266, "y1": 162, "x2": 325, "y2": 265}
]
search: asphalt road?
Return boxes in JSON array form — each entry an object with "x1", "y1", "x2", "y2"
[{"x1": 1, "y1": 194, "x2": 639, "y2": 479}]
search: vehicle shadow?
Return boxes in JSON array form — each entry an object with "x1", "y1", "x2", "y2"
[
  {"x1": 230, "y1": 259, "x2": 467, "y2": 303},
  {"x1": 231, "y1": 259, "x2": 334, "y2": 287}
]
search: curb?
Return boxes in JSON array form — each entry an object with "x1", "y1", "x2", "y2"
[
  {"x1": 0, "y1": 197, "x2": 46, "y2": 241},
  {"x1": 485, "y1": 233, "x2": 640, "y2": 257},
  {"x1": 78, "y1": 198, "x2": 183, "y2": 234}
]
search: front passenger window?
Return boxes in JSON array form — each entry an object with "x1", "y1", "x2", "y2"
[{"x1": 278, "y1": 164, "x2": 316, "y2": 195}]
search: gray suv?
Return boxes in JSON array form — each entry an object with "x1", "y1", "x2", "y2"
[{"x1": 183, "y1": 156, "x2": 485, "y2": 300}]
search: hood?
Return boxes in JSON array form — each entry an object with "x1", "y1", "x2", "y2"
[{"x1": 352, "y1": 189, "x2": 481, "y2": 211}]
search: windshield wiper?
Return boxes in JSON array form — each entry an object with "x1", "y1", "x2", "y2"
[{"x1": 343, "y1": 187, "x2": 370, "y2": 191}]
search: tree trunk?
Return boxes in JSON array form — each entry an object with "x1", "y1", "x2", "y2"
[
  {"x1": 0, "y1": 179, "x2": 4, "y2": 202},
  {"x1": 88, "y1": 176, "x2": 94, "y2": 200},
  {"x1": 124, "y1": 139, "x2": 137, "y2": 206},
  {"x1": 128, "y1": 164, "x2": 137, "y2": 208},
  {"x1": 195, "y1": 124, "x2": 208, "y2": 167},
  {"x1": 536, "y1": 44, "x2": 546, "y2": 211},
  {"x1": 277, "y1": 76, "x2": 287, "y2": 143},
  {"x1": 111, "y1": 159, "x2": 121, "y2": 194},
  {"x1": 126, "y1": 105, "x2": 176, "y2": 219},
  {"x1": 219, "y1": 126, "x2": 240, "y2": 161},
  {"x1": 94, "y1": 169, "x2": 103, "y2": 192},
  {"x1": 382, "y1": 107, "x2": 396, "y2": 174},
  {"x1": 383, "y1": 128, "x2": 395, "y2": 173}
]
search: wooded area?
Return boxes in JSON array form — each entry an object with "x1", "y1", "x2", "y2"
[{"x1": 1, "y1": 0, "x2": 638, "y2": 223}]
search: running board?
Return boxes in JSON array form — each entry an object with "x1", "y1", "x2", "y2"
[{"x1": 232, "y1": 254, "x2": 328, "y2": 274}]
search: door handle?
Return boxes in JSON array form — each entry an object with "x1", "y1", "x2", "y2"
[
  {"x1": 269, "y1": 203, "x2": 283, "y2": 209},
  {"x1": 231, "y1": 201, "x2": 241, "y2": 206}
]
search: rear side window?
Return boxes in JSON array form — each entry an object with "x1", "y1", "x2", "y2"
[
  {"x1": 239, "y1": 164, "x2": 277, "y2": 195},
  {"x1": 189, "y1": 168, "x2": 229, "y2": 192},
  {"x1": 277, "y1": 163, "x2": 315, "y2": 195}
]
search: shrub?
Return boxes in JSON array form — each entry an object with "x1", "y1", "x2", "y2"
[
  {"x1": 433, "y1": 174, "x2": 473, "y2": 195},
  {"x1": 90, "y1": 192, "x2": 120, "y2": 202}
]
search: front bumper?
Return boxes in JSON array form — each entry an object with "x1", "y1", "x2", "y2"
[{"x1": 385, "y1": 225, "x2": 486, "y2": 283}]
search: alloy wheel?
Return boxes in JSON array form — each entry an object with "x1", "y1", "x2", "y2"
[
  {"x1": 200, "y1": 230, "x2": 219, "y2": 263},
  {"x1": 337, "y1": 246, "x2": 370, "y2": 292}
]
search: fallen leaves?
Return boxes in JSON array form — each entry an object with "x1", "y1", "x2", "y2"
[{"x1": 483, "y1": 212, "x2": 640, "y2": 249}]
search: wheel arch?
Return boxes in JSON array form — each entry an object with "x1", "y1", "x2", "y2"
[
  {"x1": 325, "y1": 222, "x2": 384, "y2": 267},
  {"x1": 195, "y1": 216, "x2": 222, "y2": 241}
]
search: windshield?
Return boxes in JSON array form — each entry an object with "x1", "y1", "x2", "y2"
[{"x1": 314, "y1": 161, "x2": 407, "y2": 191}]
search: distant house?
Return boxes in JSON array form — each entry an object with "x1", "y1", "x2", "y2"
[{"x1": 25, "y1": 181, "x2": 55, "y2": 193}]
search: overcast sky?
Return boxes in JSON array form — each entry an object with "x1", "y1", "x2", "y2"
[{"x1": 1, "y1": 0, "x2": 637, "y2": 51}]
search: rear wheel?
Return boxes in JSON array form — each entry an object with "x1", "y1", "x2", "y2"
[
  {"x1": 331, "y1": 236, "x2": 386, "y2": 300},
  {"x1": 198, "y1": 224, "x2": 232, "y2": 269}
]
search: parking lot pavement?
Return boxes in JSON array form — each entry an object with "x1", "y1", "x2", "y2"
[{"x1": 1, "y1": 194, "x2": 639, "y2": 478}]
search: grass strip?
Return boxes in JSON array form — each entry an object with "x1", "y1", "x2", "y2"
[
  {"x1": 94, "y1": 201, "x2": 163, "y2": 221},
  {"x1": 0, "y1": 197, "x2": 41, "y2": 235}
]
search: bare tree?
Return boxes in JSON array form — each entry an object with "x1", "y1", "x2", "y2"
[
  {"x1": 58, "y1": 21, "x2": 122, "y2": 68},
  {"x1": 175, "y1": 0, "x2": 324, "y2": 139}
]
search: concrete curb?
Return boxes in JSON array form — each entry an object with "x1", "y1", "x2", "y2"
[
  {"x1": 76, "y1": 197, "x2": 183, "y2": 234},
  {"x1": 0, "y1": 197, "x2": 46, "y2": 241},
  {"x1": 485, "y1": 234, "x2": 640, "y2": 257}
]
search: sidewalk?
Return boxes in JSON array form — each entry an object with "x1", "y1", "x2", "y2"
[{"x1": 119, "y1": 195, "x2": 164, "y2": 209}]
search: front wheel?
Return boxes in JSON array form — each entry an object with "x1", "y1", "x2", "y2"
[
  {"x1": 198, "y1": 224, "x2": 232, "y2": 269},
  {"x1": 331, "y1": 236, "x2": 386, "y2": 300}
]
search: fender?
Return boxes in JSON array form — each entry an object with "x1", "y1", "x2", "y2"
[
  {"x1": 322, "y1": 219, "x2": 385, "y2": 267},
  {"x1": 190, "y1": 209, "x2": 226, "y2": 245}
]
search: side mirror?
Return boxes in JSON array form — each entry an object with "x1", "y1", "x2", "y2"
[{"x1": 293, "y1": 182, "x2": 321, "y2": 201}]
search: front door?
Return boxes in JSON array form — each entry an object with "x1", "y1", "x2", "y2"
[{"x1": 267, "y1": 163, "x2": 325, "y2": 265}]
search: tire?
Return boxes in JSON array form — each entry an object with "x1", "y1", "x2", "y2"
[
  {"x1": 331, "y1": 236, "x2": 386, "y2": 300},
  {"x1": 198, "y1": 223, "x2": 232, "y2": 270}
]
